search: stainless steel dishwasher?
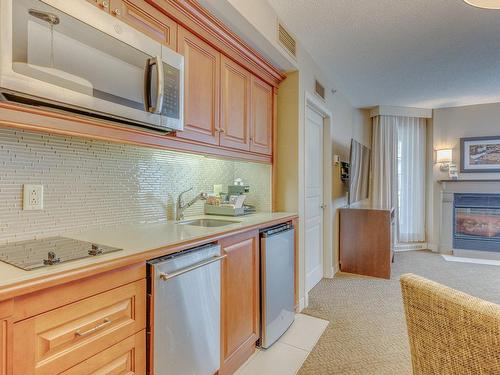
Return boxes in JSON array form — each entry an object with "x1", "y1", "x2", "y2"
[
  {"x1": 260, "y1": 222, "x2": 295, "y2": 348},
  {"x1": 148, "y1": 244, "x2": 225, "y2": 375}
]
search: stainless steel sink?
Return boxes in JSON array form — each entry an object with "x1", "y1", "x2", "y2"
[{"x1": 177, "y1": 218, "x2": 240, "y2": 227}]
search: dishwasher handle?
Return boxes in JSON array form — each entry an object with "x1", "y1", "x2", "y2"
[
  {"x1": 261, "y1": 223, "x2": 294, "y2": 238},
  {"x1": 159, "y1": 254, "x2": 227, "y2": 281}
]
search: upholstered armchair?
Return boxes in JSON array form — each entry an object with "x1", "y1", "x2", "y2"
[{"x1": 400, "y1": 273, "x2": 500, "y2": 375}]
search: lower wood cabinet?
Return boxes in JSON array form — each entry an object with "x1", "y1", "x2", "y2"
[
  {"x1": 61, "y1": 331, "x2": 146, "y2": 375},
  {"x1": 0, "y1": 223, "x2": 297, "y2": 375},
  {"x1": 11, "y1": 275, "x2": 146, "y2": 375},
  {"x1": 0, "y1": 320, "x2": 5, "y2": 375},
  {"x1": 220, "y1": 231, "x2": 260, "y2": 375},
  {"x1": 0, "y1": 319, "x2": 10, "y2": 375}
]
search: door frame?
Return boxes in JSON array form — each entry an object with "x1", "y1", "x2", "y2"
[{"x1": 302, "y1": 92, "x2": 333, "y2": 308}]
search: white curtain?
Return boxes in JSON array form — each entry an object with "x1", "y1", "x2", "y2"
[
  {"x1": 371, "y1": 116, "x2": 399, "y2": 212},
  {"x1": 370, "y1": 115, "x2": 426, "y2": 244},
  {"x1": 398, "y1": 117, "x2": 426, "y2": 242}
]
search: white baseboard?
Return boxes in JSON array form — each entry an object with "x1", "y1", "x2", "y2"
[
  {"x1": 427, "y1": 243, "x2": 438, "y2": 252},
  {"x1": 300, "y1": 296, "x2": 307, "y2": 311},
  {"x1": 296, "y1": 296, "x2": 307, "y2": 313},
  {"x1": 324, "y1": 266, "x2": 335, "y2": 279},
  {"x1": 394, "y1": 242, "x2": 428, "y2": 252}
]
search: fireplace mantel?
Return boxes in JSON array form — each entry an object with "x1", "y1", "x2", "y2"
[
  {"x1": 438, "y1": 179, "x2": 500, "y2": 193},
  {"x1": 438, "y1": 179, "x2": 500, "y2": 182}
]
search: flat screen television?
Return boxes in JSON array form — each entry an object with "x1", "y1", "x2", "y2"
[{"x1": 348, "y1": 139, "x2": 371, "y2": 205}]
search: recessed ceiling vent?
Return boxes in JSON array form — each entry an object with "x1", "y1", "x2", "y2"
[
  {"x1": 315, "y1": 80, "x2": 326, "y2": 100},
  {"x1": 277, "y1": 21, "x2": 296, "y2": 59}
]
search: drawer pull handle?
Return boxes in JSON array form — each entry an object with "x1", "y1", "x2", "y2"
[{"x1": 75, "y1": 318, "x2": 112, "y2": 338}]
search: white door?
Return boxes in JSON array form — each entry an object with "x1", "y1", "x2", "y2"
[{"x1": 305, "y1": 105, "x2": 324, "y2": 293}]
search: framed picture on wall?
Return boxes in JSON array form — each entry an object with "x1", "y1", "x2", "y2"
[{"x1": 460, "y1": 136, "x2": 500, "y2": 173}]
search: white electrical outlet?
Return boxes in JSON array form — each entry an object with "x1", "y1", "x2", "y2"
[{"x1": 23, "y1": 184, "x2": 44, "y2": 210}]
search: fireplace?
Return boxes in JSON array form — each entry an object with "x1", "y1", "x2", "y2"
[{"x1": 454, "y1": 193, "x2": 500, "y2": 252}]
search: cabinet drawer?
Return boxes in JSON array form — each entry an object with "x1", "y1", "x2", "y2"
[
  {"x1": 13, "y1": 280, "x2": 146, "y2": 375},
  {"x1": 61, "y1": 330, "x2": 145, "y2": 375}
]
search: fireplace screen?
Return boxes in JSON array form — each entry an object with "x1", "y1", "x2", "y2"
[{"x1": 454, "y1": 194, "x2": 500, "y2": 252}]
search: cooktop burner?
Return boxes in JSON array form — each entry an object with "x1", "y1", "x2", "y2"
[{"x1": 0, "y1": 237, "x2": 122, "y2": 270}]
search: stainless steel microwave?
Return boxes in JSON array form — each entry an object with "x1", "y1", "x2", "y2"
[{"x1": 0, "y1": 0, "x2": 184, "y2": 132}]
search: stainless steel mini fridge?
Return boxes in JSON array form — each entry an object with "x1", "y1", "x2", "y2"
[{"x1": 260, "y1": 223, "x2": 295, "y2": 348}]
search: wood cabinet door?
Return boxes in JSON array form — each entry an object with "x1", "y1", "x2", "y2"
[
  {"x1": 220, "y1": 56, "x2": 251, "y2": 151},
  {"x1": 0, "y1": 319, "x2": 11, "y2": 375},
  {"x1": 220, "y1": 231, "x2": 260, "y2": 375},
  {"x1": 250, "y1": 76, "x2": 273, "y2": 155},
  {"x1": 61, "y1": 331, "x2": 145, "y2": 375},
  {"x1": 176, "y1": 26, "x2": 220, "y2": 145},
  {"x1": 109, "y1": 0, "x2": 177, "y2": 50},
  {"x1": 12, "y1": 280, "x2": 146, "y2": 375},
  {"x1": 0, "y1": 301, "x2": 12, "y2": 375},
  {"x1": 86, "y1": 0, "x2": 110, "y2": 12}
]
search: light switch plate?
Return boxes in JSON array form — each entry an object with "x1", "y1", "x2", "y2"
[{"x1": 23, "y1": 184, "x2": 44, "y2": 210}]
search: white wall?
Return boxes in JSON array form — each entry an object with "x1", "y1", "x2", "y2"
[{"x1": 428, "y1": 102, "x2": 500, "y2": 250}]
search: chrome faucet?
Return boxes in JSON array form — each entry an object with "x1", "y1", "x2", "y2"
[{"x1": 176, "y1": 187, "x2": 208, "y2": 221}]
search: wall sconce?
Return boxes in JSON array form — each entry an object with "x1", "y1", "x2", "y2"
[{"x1": 436, "y1": 149, "x2": 453, "y2": 171}]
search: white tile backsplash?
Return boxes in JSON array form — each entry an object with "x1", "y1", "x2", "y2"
[{"x1": 0, "y1": 128, "x2": 271, "y2": 243}]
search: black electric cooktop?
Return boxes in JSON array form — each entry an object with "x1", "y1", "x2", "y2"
[{"x1": 0, "y1": 237, "x2": 122, "y2": 270}]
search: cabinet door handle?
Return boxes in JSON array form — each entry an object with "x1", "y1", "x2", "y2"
[
  {"x1": 320, "y1": 204, "x2": 327, "y2": 209},
  {"x1": 75, "y1": 318, "x2": 112, "y2": 338},
  {"x1": 219, "y1": 128, "x2": 225, "y2": 133},
  {"x1": 112, "y1": 8, "x2": 121, "y2": 16}
]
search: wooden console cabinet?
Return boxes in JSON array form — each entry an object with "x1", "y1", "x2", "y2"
[{"x1": 339, "y1": 205, "x2": 395, "y2": 279}]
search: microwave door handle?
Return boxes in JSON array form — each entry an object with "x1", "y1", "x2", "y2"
[
  {"x1": 155, "y1": 56, "x2": 165, "y2": 115},
  {"x1": 143, "y1": 58, "x2": 152, "y2": 112},
  {"x1": 144, "y1": 56, "x2": 164, "y2": 114}
]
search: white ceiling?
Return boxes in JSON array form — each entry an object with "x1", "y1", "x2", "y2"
[{"x1": 266, "y1": 0, "x2": 500, "y2": 109}]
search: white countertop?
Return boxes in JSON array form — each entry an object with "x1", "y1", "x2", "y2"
[{"x1": 0, "y1": 212, "x2": 296, "y2": 294}]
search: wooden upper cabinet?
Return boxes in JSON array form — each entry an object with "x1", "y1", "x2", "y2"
[
  {"x1": 220, "y1": 231, "x2": 260, "y2": 375},
  {"x1": 109, "y1": 0, "x2": 177, "y2": 50},
  {"x1": 220, "y1": 56, "x2": 251, "y2": 151},
  {"x1": 87, "y1": 0, "x2": 111, "y2": 12},
  {"x1": 250, "y1": 76, "x2": 273, "y2": 155},
  {"x1": 176, "y1": 26, "x2": 220, "y2": 145}
]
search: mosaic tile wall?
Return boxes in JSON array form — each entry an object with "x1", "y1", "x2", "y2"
[{"x1": 0, "y1": 128, "x2": 271, "y2": 244}]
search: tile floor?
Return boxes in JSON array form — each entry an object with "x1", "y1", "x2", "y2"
[{"x1": 235, "y1": 314, "x2": 329, "y2": 375}]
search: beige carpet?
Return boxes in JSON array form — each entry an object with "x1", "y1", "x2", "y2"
[{"x1": 298, "y1": 250, "x2": 500, "y2": 375}]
